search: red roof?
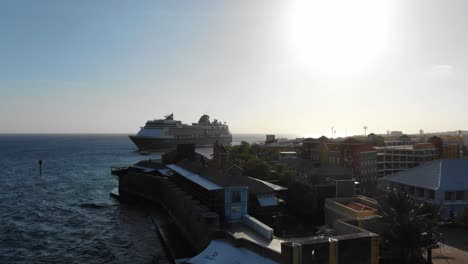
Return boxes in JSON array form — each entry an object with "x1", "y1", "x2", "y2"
[
  {"x1": 355, "y1": 144, "x2": 376, "y2": 152},
  {"x1": 341, "y1": 138, "x2": 362, "y2": 144}
]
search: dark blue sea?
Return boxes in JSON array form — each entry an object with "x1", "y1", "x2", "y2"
[{"x1": 0, "y1": 133, "x2": 297, "y2": 263}]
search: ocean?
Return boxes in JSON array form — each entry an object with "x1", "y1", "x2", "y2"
[{"x1": 0, "y1": 134, "x2": 296, "y2": 263}]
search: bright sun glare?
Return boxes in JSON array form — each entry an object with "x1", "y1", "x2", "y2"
[{"x1": 290, "y1": 0, "x2": 391, "y2": 75}]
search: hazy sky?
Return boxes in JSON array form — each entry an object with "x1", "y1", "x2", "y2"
[{"x1": 1, "y1": 0, "x2": 468, "y2": 136}]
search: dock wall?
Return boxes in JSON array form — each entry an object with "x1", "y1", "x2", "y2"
[{"x1": 119, "y1": 172, "x2": 221, "y2": 252}]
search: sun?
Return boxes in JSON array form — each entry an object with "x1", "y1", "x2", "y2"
[{"x1": 289, "y1": 0, "x2": 392, "y2": 76}]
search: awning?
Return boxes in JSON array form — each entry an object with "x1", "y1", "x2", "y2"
[
  {"x1": 130, "y1": 165, "x2": 157, "y2": 173},
  {"x1": 184, "y1": 240, "x2": 277, "y2": 264},
  {"x1": 257, "y1": 195, "x2": 278, "y2": 207},
  {"x1": 158, "y1": 168, "x2": 173, "y2": 176}
]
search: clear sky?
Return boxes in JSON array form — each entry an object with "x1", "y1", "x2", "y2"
[{"x1": 1, "y1": 0, "x2": 468, "y2": 136}]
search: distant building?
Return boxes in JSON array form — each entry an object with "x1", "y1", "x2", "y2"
[
  {"x1": 382, "y1": 159, "x2": 468, "y2": 220},
  {"x1": 278, "y1": 151, "x2": 297, "y2": 160},
  {"x1": 279, "y1": 158, "x2": 353, "y2": 185},
  {"x1": 302, "y1": 136, "x2": 331, "y2": 162},
  {"x1": 383, "y1": 140, "x2": 412, "y2": 147},
  {"x1": 265, "y1": 134, "x2": 277, "y2": 144},
  {"x1": 389, "y1": 131, "x2": 403, "y2": 137},
  {"x1": 375, "y1": 143, "x2": 437, "y2": 178},
  {"x1": 366, "y1": 133, "x2": 385, "y2": 146},
  {"x1": 428, "y1": 136, "x2": 463, "y2": 159},
  {"x1": 399, "y1": 134, "x2": 412, "y2": 143},
  {"x1": 212, "y1": 141, "x2": 228, "y2": 171},
  {"x1": 328, "y1": 138, "x2": 378, "y2": 196}
]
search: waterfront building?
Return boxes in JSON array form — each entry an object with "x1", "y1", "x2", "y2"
[
  {"x1": 382, "y1": 159, "x2": 468, "y2": 220},
  {"x1": 169, "y1": 158, "x2": 286, "y2": 224}
]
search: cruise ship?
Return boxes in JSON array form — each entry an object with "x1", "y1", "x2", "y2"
[{"x1": 129, "y1": 114, "x2": 232, "y2": 152}]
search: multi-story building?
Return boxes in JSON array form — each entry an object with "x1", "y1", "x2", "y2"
[
  {"x1": 375, "y1": 143, "x2": 437, "y2": 178},
  {"x1": 328, "y1": 138, "x2": 378, "y2": 196},
  {"x1": 428, "y1": 136, "x2": 463, "y2": 159},
  {"x1": 366, "y1": 133, "x2": 385, "y2": 146},
  {"x1": 302, "y1": 136, "x2": 331, "y2": 162}
]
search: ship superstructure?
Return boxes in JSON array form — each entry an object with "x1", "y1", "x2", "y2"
[{"x1": 129, "y1": 114, "x2": 232, "y2": 151}]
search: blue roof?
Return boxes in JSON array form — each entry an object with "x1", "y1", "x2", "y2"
[
  {"x1": 158, "y1": 168, "x2": 173, "y2": 176},
  {"x1": 257, "y1": 195, "x2": 278, "y2": 207},
  {"x1": 185, "y1": 239, "x2": 277, "y2": 264},
  {"x1": 166, "y1": 164, "x2": 223, "y2": 191},
  {"x1": 382, "y1": 160, "x2": 468, "y2": 191}
]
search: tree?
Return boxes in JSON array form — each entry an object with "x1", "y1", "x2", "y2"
[
  {"x1": 244, "y1": 157, "x2": 270, "y2": 180},
  {"x1": 378, "y1": 190, "x2": 441, "y2": 264},
  {"x1": 272, "y1": 163, "x2": 295, "y2": 187}
]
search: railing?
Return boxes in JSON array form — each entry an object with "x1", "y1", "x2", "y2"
[
  {"x1": 243, "y1": 214, "x2": 274, "y2": 240},
  {"x1": 111, "y1": 166, "x2": 129, "y2": 176}
]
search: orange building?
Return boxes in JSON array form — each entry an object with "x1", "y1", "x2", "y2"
[{"x1": 427, "y1": 136, "x2": 463, "y2": 159}]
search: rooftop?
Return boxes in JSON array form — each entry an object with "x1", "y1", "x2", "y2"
[
  {"x1": 340, "y1": 202, "x2": 377, "y2": 212},
  {"x1": 382, "y1": 159, "x2": 468, "y2": 190},
  {"x1": 374, "y1": 143, "x2": 435, "y2": 150},
  {"x1": 326, "y1": 196, "x2": 379, "y2": 219},
  {"x1": 166, "y1": 164, "x2": 223, "y2": 191},
  {"x1": 173, "y1": 159, "x2": 284, "y2": 194}
]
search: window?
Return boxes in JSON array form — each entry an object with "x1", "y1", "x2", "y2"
[
  {"x1": 456, "y1": 191, "x2": 464, "y2": 201},
  {"x1": 232, "y1": 190, "x2": 241, "y2": 203},
  {"x1": 445, "y1": 192, "x2": 453, "y2": 201},
  {"x1": 346, "y1": 149, "x2": 352, "y2": 159}
]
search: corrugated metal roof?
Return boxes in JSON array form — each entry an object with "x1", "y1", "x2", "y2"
[
  {"x1": 257, "y1": 195, "x2": 278, "y2": 207},
  {"x1": 167, "y1": 164, "x2": 223, "y2": 191},
  {"x1": 130, "y1": 165, "x2": 157, "y2": 173},
  {"x1": 248, "y1": 177, "x2": 287, "y2": 191},
  {"x1": 174, "y1": 159, "x2": 280, "y2": 194},
  {"x1": 382, "y1": 160, "x2": 468, "y2": 190}
]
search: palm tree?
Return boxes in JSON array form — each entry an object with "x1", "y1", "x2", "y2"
[{"x1": 378, "y1": 190, "x2": 441, "y2": 264}]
